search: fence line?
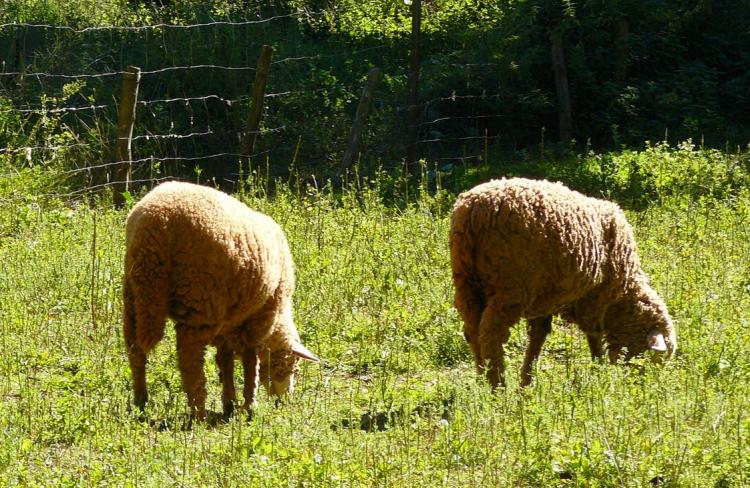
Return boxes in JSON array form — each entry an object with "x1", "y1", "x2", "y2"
[
  {"x1": 431, "y1": 155, "x2": 482, "y2": 162},
  {"x1": 140, "y1": 65, "x2": 256, "y2": 76},
  {"x1": 0, "y1": 47, "x2": 390, "y2": 81},
  {"x1": 0, "y1": 13, "x2": 322, "y2": 33},
  {"x1": 0, "y1": 90, "x2": 316, "y2": 116},
  {"x1": 0, "y1": 144, "x2": 94, "y2": 154},
  {"x1": 0, "y1": 65, "x2": 255, "y2": 79},
  {"x1": 1, "y1": 17, "x2": 510, "y2": 201},
  {"x1": 0, "y1": 70, "x2": 123, "y2": 79},
  {"x1": 130, "y1": 125, "x2": 285, "y2": 143},
  {"x1": 130, "y1": 129, "x2": 215, "y2": 142},
  {"x1": 0, "y1": 104, "x2": 113, "y2": 114},
  {"x1": 419, "y1": 114, "x2": 504, "y2": 127},
  {"x1": 138, "y1": 95, "x2": 246, "y2": 106},
  {"x1": 419, "y1": 134, "x2": 501, "y2": 144},
  {"x1": 0, "y1": 96, "x2": 497, "y2": 117},
  {"x1": 422, "y1": 93, "x2": 505, "y2": 106},
  {"x1": 54, "y1": 176, "x2": 180, "y2": 198},
  {"x1": 270, "y1": 45, "x2": 388, "y2": 65}
]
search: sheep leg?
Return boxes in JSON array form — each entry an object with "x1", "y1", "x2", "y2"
[
  {"x1": 586, "y1": 333, "x2": 604, "y2": 360},
  {"x1": 175, "y1": 325, "x2": 208, "y2": 420},
  {"x1": 463, "y1": 322, "x2": 483, "y2": 373},
  {"x1": 478, "y1": 301, "x2": 518, "y2": 389},
  {"x1": 215, "y1": 343, "x2": 236, "y2": 418},
  {"x1": 607, "y1": 345, "x2": 624, "y2": 363},
  {"x1": 520, "y1": 316, "x2": 553, "y2": 387},
  {"x1": 123, "y1": 281, "x2": 148, "y2": 410},
  {"x1": 453, "y1": 276, "x2": 485, "y2": 371},
  {"x1": 241, "y1": 347, "x2": 260, "y2": 411}
]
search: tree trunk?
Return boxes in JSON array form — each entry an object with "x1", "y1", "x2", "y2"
[
  {"x1": 549, "y1": 29, "x2": 572, "y2": 143},
  {"x1": 613, "y1": 18, "x2": 628, "y2": 83},
  {"x1": 406, "y1": 0, "x2": 422, "y2": 167}
]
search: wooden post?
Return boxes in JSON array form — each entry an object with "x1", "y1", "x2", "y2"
[
  {"x1": 406, "y1": 0, "x2": 422, "y2": 167},
  {"x1": 7, "y1": 27, "x2": 26, "y2": 88},
  {"x1": 90, "y1": 211, "x2": 98, "y2": 332},
  {"x1": 549, "y1": 30, "x2": 572, "y2": 143},
  {"x1": 113, "y1": 65, "x2": 141, "y2": 208},
  {"x1": 241, "y1": 45, "x2": 274, "y2": 161},
  {"x1": 341, "y1": 67, "x2": 383, "y2": 172}
]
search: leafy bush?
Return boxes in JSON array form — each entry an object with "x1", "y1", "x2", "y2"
[
  {"x1": 593, "y1": 140, "x2": 750, "y2": 205},
  {"x1": 442, "y1": 140, "x2": 750, "y2": 209}
]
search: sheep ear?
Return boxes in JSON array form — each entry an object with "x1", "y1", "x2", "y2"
[
  {"x1": 292, "y1": 343, "x2": 319, "y2": 362},
  {"x1": 647, "y1": 329, "x2": 667, "y2": 352}
]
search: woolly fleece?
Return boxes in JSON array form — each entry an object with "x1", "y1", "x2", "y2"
[
  {"x1": 450, "y1": 177, "x2": 676, "y2": 387},
  {"x1": 123, "y1": 181, "x2": 315, "y2": 418}
]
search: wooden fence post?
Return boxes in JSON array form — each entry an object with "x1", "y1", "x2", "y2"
[
  {"x1": 113, "y1": 65, "x2": 141, "y2": 208},
  {"x1": 7, "y1": 27, "x2": 27, "y2": 88},
  {"x1": 406, "y1": 0, "x2": 422, "y2": 167},
  {"x1": 341, "y1": 67, "x2": 383, "y2": 172},
  {"x1": 241, "y1": 45, "x2": 274, "y2": 162}
]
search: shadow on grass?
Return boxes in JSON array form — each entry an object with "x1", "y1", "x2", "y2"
[{"x1": 142, "y1": 409, "x2": 254, "y2": 431}]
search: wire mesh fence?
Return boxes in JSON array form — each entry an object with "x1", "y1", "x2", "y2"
[{"x1": 0, "y1": 12, "x2": 509, "y2": 204}]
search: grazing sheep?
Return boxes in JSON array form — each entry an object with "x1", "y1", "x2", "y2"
[
  {"x1": 123, "y1": 181, "x2": 318, "y2": 419},
  {"x1": 450, "y1": 177, "x2": 676, "y2": 388}
]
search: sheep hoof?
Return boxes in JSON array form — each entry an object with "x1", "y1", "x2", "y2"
[
  {"x1": 134, "y1": 391, "x2": 148, "y2": 411},
  {"x1": 240, "y1": 399, "x2": 258, "y2": 411},
  {"x1": 188, "y1": 408, "x2": 207, "y2": 424},
  {"x1": 222, "y1": 402, "x2": 235, "y2": 419},
  {"x1": 239, "y1": 401, "x2": 257, "y2": 421},
  {"x1": 486, "y1": 369, "x2": 504, "y2": 391}
]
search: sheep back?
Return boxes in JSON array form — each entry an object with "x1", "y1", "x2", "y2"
[
  {"x1": 450, "y1": 177, "x2": 675, "y2": 356},
  {"x1": 124, "y1": 181, "x2": 295, "y2": 349}
]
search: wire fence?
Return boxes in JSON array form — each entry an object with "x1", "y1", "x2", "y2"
[{"x1": 0, "y1": 13, "x2": 509, "y2": 205}]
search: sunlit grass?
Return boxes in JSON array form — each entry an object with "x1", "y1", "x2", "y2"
[{"x1": 0, "y1": 175, "x2": 749, "y2": 486}]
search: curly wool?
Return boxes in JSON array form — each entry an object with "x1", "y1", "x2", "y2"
[
  {"x1": 450, "y1": 177, "x2": 676, "y2": 387},
  {"x1": 123, "y1": 181, "x2": 315, "y2": 418}
]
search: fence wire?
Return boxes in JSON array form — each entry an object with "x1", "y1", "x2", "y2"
[{"x1": 1, "y1": 16, "x2": 508, "y2": 204}]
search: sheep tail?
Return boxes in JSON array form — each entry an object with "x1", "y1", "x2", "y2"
[
  {"x1": 122, "y1": 278, "x2": 138, "y2": 352},
  {"x1": 450, "y1": 200, "x2": 485, "y2": 329}
]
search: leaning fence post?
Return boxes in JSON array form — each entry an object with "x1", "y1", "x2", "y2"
[
  {"x1": 241, "y1": 45, "x2": 274, "y2": 163},
  {"x1": 406, "y1": 0, "x2": 422, "y2": 168},
  {"x1": 113, "y1": 65, "x2": 141, "y2": 208},
  {"x1": 341, "y1": 67, "x2": 382, "y2": 172}
]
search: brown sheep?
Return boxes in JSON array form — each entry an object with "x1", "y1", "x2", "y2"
[
  {"x1": 123, "y1": 181, "x2": 318, "y2": 420},
  {"x1": 450, "y1": 177, "x2": 676, "y2": 388}
]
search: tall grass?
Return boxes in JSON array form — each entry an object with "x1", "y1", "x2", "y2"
[{"x1": 0, "y1": 165, "x2": 749, "y2": 485}]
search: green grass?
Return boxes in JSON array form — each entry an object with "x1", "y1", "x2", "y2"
[{"x1": 0, "y1": 175, "x2": 749, "y2": 486}]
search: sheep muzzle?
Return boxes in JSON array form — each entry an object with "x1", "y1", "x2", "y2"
[{"x1": 647, "y1": 329, "x2": 667, "y2": 352}]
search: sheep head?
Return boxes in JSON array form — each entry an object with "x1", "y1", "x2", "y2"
[
  {"x1": 604, "y1": 288, "x2": 677, "y2": 362},
  {"x1": 259, "y1": 342, "x2": 319, "y2": 397}
]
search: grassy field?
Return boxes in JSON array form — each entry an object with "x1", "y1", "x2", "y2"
[{"x1": 0, "y1": 172, "x2": 749, "y2": 486}]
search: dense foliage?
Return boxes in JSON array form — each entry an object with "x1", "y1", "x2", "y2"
[{"x1": 1, "y1": 0, "x2": 749, "y2": 184}]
